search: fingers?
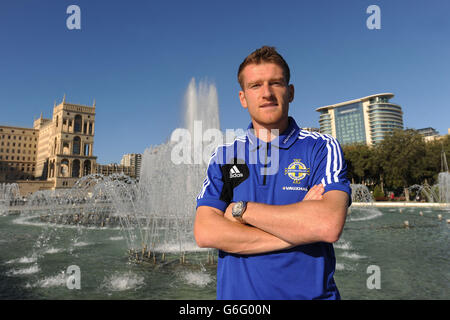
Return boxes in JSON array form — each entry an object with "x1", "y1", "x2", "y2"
[
  {"x1": 224, "y1": 202, "x2": 239, "y2": 223},
  {"x1": 304, "y1": 184, "x2": 324, "y2": 201},
  {"x1": 304, "y1": 185, "x2": 319, "y2": 201}
]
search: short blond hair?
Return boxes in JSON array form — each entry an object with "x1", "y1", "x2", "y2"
[{"x1": 237, "y1": 46, "x2": 290, "y2": 89}]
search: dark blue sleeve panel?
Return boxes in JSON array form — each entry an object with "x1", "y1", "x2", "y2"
[
  {"x1": 196, "y1": 154, "x2": 228, "y2": 212},
  {"x1": 310, "y1": 135, "x2": 352, "y2": 206}
]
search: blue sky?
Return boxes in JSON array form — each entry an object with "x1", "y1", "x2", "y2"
[{"x1": 1, "y1": 0, "x2": 449, "y2": 164}]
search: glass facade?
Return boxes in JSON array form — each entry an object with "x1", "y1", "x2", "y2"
[
  {"x1": 317, "y1": 94, "x2": 404, "y2": 146},
  {"x1": 334, "y1": 102, "x2": 366, "y2": 145},
  {"x1": 368, "y1": 103, "x2": 403, "y2": 143},
  {"x1": 319, "y1": 112, "x2": 332, "y2": 135}
]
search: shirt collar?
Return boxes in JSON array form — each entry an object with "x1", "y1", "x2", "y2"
[{"x1": 246, "y1": 116, "x2": 300, "y2": 150}]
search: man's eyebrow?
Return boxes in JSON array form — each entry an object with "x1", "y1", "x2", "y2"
[
  {"x1": 246, "y1": 78, "x2": 286, "y2": 87},
  {"x1": 270, "y1": 77, "x2": 286, "y2": 83}
]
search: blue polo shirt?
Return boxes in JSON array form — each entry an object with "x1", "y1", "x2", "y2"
[{"x1": 196, "y1": 117, "x2": 351, "y2": 300}]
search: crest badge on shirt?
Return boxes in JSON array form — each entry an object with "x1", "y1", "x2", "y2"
[{"x1": 284, "y1": 159, "x2": 310, "y2": 184}]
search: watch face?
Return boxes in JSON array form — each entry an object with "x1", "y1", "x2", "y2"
[{"x1": 232, "y1": 202, "x2": 243, "y2": 216}]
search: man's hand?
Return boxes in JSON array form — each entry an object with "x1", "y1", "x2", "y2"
[
  {"x1": 224, "y1": 202, "x2": 239, "y2": 223},
  {"x1": 224, "y1": 184, "x2": 324, "y2": 223},
  {"x1": 303, "y1": 184, "x2": 324, "y2": 201}
]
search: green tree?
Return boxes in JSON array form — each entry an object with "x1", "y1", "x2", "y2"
[
  {"x1": 375, "y1": 129, "x2": 426, "y2": 199},
  {"x1": 343, "y1": 143, "x2": 378, "y2": 185}
]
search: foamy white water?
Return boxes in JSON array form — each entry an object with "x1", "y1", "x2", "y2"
[
  {"x1": 101, "y1": 272, "x2": 145, "y2": 291},
  {"x1": 30, "y1": 272, "x2": 66, "y2": 288},
  {"x1": 340, "y1": 252, "x2": 367, "y2": 260},
  {"x1": 335, "y1": 262, "x2": 355, "y2": 272},
  {"x1": 348, "y1": 208, "x2": 383, "y2": 221},
  {"x1": 334, "y1": 239, "x2": 352, "y2": 250},
  {"x1": 73, "y1": 241, "x2": 90, "y2": 247},
  {"x1": 181, "y1": 271, "x2": 212, "y2": 287},
  {"x1": 109, "y1": 236, "x2": 124, "y2": 241},
  {"x1": 44, "y1": 247, "x2": 64, "y2": 254},
  {"x1": 9, "y1": 264, "x2": 40, "y2": 275},
  {"x1": 336, "y1": 263, "x2": 346, "y2": 271},
  {"x1": 5, "y1": 255, "x2": 37, "y2": 264},
  {"x1": 154, "y1": 242, "x2": 205, "y2": 253}
]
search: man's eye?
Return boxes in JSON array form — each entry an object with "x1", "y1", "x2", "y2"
[{"x1": 250, "y1": 84, "x2": 261, "y2": 88}]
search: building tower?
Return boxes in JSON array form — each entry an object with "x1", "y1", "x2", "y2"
[
  {"x1": 34, "y1": 96, "x2": 97, "y2": 188},
  {"x1": 120, "y1": 153, "x2": 142, "y2": 179}
]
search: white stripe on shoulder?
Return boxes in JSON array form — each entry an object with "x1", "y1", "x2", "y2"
[
  {"x1": 197, "y1": 135, "x2": 247, "y2": 200},
  {"x1": 298, "y1": 131, "x2": 342, "y2": 186}
]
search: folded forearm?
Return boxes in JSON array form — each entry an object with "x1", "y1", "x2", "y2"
[
  {"x1": 217, "y1": 222, "x2": 294, "y2": 255},
  {"x1": 243, "y1": 201, "x2": 326, "y2": 245},
  {"x1": 242, "y1": 192, "x2": 347, "y2": 245},
  {"x1": 194, "y1": 207, "x2": 294, "y2": 255}
]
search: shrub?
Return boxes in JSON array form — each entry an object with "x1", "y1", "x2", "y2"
[{"x1": 373, "y1": 185, "x2": 384, "y2": 199}]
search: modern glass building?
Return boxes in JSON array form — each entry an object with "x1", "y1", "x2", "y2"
[{"x1": 316, "y1": 93, "x2": 404, "y2": 146}]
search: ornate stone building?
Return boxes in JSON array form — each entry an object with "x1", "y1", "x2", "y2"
[{"x1": 0, "y1": 96, "x2": 97, "y2": 190}]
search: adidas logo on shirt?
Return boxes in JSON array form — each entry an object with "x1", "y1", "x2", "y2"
[{"x1": 229, "y1": 165, "x2": 244, "y2": 178}]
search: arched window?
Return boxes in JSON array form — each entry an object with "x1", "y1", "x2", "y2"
[
  {"x1": 74, "y1": 115, "x2": 82, "y2": 133},
  {"x1": 73, "y1": 137, "x2": 81, "y2": 155},
  {"x1": 63, "y1": 142, "x2": 70, "y2": 155},
  {"x1": 83, "y1": 160, "x2": 91, "y2": 176},
  {"x1": 49, "y1": 160, "x2": 55, "y2": 178},
  {"x1": 72, "y1": 159, "x2": 80, "y2": 178},
  {"x1": 61, "y1": 159, "x2": 69, "y2": 177}
]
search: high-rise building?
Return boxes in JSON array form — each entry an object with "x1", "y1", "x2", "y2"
[
  {"x1": 120, "y1": 153, "x2": 142, "y2": 179},
  {"x1": 316, "y1": 93, "x2": 404, "y2": 146}
]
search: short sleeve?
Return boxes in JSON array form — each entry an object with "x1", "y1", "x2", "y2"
[
  {"x1": 196, "y1": 152, "x2": 228, "y2": 212},
  {"x1": 310, "y1": 135, "x2": 352, "y2": 205}
]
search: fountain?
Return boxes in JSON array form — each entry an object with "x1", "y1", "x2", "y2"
[
  {"x1": 348, "y1": 184, "x2": 383, "y2": 221},
  {"x1": 350, "y1": 184, "x2": 373, "y2": 203},
  {"x1": 408, "y1": 183, "x2": 440, "y2": 202},
  {"x1": 438, "y1": 172, "x2": 450, "y2": 204},
  {"x1": 409, "y1": 148, "x2": 450, "y2": 205},
  {"x1": 408, "y1": 172, "x2": 450, "y2": 205},
  {"x1": 0, "y1": 183, "x2": 21, "y2": 215},
  {"x1": 118, "y1": 77, "x2": 221, "y2": 264}
]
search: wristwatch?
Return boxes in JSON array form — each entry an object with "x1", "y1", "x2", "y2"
[{"x1": 232, "y1": 201, "x2": 247, "y2": 223}]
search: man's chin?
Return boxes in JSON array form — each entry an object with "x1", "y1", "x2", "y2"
[{"x1": 252, "y1": 114, "x2": 287, "y2": 128}]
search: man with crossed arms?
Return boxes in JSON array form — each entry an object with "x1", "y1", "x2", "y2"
[{"x1": 194, "y1": 46, "x2": 351, "y2": 300}]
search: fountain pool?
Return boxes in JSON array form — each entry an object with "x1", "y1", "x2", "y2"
[{"x1": 1, "y1": 205, "x2": 448, "y2": 299}]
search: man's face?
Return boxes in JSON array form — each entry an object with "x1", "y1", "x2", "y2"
[{"x1": 239, "y1": 63, "x2": 294, "y2": 130}]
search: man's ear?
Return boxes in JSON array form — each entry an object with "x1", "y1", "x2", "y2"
[
  {"x1": 239, "y1": 90, "x2": 248, "y2": 109},
  {"x1": 288, "y1": 84, "x2": 295, "y2": 103}
]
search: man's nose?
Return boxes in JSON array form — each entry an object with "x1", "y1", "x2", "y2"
[{"x1": 262, "y1": 83, "x2": 273, "y2": 99}]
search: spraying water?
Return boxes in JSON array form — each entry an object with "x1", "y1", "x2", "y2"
[{"x1": 115, "y1": 78, "x2": 221, "y2": 261}]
